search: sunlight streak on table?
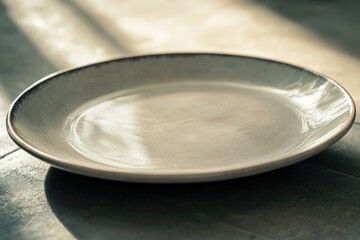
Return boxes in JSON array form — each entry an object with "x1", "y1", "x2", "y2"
[{"x1": 2, "y1": 0, "x2": 360, "y2": 119}]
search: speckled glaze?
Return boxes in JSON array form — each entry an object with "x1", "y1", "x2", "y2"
[{"x1": 6, "y1": 53, "x2": 356, "y2": 183}]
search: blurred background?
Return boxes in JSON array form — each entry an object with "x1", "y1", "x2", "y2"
[{"x1": 1, "y1": 0, "x2": 360, "y2": 151}]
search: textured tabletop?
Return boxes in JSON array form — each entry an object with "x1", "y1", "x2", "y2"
[{"x1": 1, "y1": 0, "x2": 360, "y2": 239}]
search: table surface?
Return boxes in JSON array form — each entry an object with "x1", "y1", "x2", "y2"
[{"x1": 1, "y1": 0, "x2": 360, "y2": 239}]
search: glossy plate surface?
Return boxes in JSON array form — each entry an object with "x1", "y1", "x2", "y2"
[{"x1": 7, "y1": 53, "x2": 356, "y2": 183}]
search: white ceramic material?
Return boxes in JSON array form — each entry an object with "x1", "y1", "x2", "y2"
[{"x1": 6, "y1": 53, "x2": 356, "y2": 183}]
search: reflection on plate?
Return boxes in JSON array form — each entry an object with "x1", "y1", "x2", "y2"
[{"x1": 7, "y1": 53, "x2": 356, "y2": 183}]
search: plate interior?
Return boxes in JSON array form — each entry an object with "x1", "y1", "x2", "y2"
[{"x1": 65, "y1": 82, "x2": 304, "y2": 170}]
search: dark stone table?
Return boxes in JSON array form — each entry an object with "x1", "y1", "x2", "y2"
[
  {"x1": 1, "y1": 124, "x2": 360, "y2": 240},
  {"x1": 1, "y1": 0, "x2": 360, "y2": 239}
]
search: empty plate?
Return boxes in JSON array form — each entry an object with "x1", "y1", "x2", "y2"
[{"x1": 6, "y1": 53, "x2": 356, "y2": 183}]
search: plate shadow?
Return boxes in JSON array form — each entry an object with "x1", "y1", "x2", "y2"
[{"x1": 44, "y1": 155, "x2": 360, "y2": 240}]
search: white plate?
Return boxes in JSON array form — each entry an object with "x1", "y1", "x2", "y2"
[{"x1": 6, "y1": 53, "x2": 356, "y2": 183}]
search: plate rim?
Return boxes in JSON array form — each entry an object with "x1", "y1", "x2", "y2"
[{"x1": 6, "y1": 52, "x2": 357, "y2": 182}]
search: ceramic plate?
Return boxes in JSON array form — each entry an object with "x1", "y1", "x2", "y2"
[{"x1": 6, "y1": 53, "x2": 356, "y2": 183}]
